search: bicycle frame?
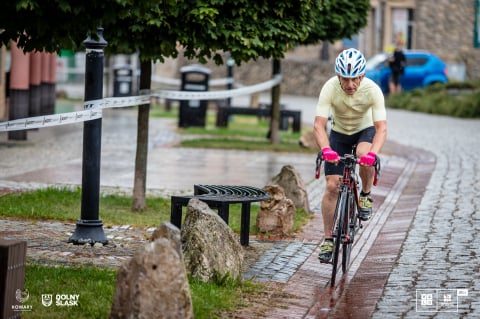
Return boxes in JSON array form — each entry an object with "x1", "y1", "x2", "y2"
[
  {"x1": 315, "y1": 148, "x2": 380, "y2": 287},
  {"x1": 329, "y1": 153, "x2": 361, "y2": 286}
]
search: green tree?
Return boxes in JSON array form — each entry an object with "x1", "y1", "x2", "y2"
[
  {"x1": 101, "y1": 1, "x2": 184, "y2": 211},
  {"x1": 0, "y1": 0, "x2": 369, "y2": 211},
  {"x1": 304, "y1": 0, "x2": 370, "y2": 44}
]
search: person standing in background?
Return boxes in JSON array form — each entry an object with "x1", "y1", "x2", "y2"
[{"x1": 388, "y1": 46, "x2": 406, "y2": 94}]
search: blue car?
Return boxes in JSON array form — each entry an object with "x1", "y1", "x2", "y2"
[{"x1": 365, "y1": 50, "x2": 448, "y2": 94}]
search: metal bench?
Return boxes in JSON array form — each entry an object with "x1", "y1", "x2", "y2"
[
  {"x1": 170, "y1": 185, "x2": 270, "y2": 246},
  {"x1": 216, "y1": 103, "x2": 302, "y2": 132}
]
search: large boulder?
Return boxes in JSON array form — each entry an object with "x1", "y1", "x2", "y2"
[
  {"x1": 299, "y1": 130, "x2": 317, "y2": 149},
  {"x1": 256, "y1": 184, "x2": 295, "y2": 236},
  {"x1": 110, "y1": 223, "x2": 193, "y2": 319},
  {"x1": 269, "y1": 165, "x2": 310, "y2": 212},
  {"x1": 181, "y1": 198, "x2": 244, "y2": 282}
]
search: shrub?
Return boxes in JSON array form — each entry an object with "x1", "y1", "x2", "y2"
[{"x1": 386, "y1": 80, "x2": 480, "y2": 118}]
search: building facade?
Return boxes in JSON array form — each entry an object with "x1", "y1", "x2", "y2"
[
  {"x1": 195, "y1": 0, "x2": 480, "y2": 96},
  {"x1": 360, "y1": 0, "x2": 479, "y2": 79}
]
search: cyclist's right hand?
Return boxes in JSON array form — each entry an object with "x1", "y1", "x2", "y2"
[{"x1": 322, "y1": 147, "x2": 340, "y2": 163}]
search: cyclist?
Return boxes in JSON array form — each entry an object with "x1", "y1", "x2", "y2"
[{"x1": 314, "y1": 48, "x2": 387, "y2": 263}]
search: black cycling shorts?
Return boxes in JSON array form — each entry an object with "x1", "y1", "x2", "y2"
[{"x1": 324, "y1": 126, "x2": 376, "y2": 176}]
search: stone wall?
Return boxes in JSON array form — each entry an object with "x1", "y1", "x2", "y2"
[
  {"x1": 173, "y1": 53, "x2": 334, "y2": 98},
  {"x1": 213, "y1": 58, "x2": 332, "y2": 97},
  {"x1": 415, "y1": 0, "x2": 480, "y2": 80}
]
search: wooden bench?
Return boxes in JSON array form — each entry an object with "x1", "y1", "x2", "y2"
[{"x1": 170, "y1": 185, "x2": 270, "y2": 246}]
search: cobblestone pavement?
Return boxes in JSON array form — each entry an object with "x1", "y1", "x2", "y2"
[
  {"x1": 0, "y1": 219, "x2": 155, "y2": 268},
  {"x1": 242, "y1": 241, "x2": 318, "y2": 283},
  {"x1": 371, "y1": 110, "x2": 480, "y2": 318},
  {"x1": 1, "y1": 96, "x2": 480, "y2": 318}
]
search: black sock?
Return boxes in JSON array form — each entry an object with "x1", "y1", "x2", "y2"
[
  {"x1": 325, "y1": 238, "x2": 333, "y2": 242},
  {"x1": 360, "y1": 191, "x2": 370, "y2": 197}
]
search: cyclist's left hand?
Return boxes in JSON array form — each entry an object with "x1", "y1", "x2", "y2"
[{"x1": 358, "y1": 152, "x2": 377, "y2": 166}]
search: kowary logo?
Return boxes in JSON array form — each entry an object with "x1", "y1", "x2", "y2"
[
  {"x1": 13, "y1": 289, "x2": 32, "y2": 312},
  {"x1": 15, "y1": 289, "x2": 29, "y2": 303}
]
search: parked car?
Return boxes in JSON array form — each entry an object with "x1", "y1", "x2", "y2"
[{"x1": 365, "y1": 50, "x2": 448, "y2": 94}]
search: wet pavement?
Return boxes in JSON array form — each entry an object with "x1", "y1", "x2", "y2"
[{"x1": 1, "y1": 94, "x2": 480, "y2": 318}]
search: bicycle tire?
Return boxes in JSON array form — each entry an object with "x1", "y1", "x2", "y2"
[
  {"x1": 342, "y1": 191, "x2": 356, "y2": 273},
  {"x1": 330, "y1": 191, "x2": 348, "y2": 287}
]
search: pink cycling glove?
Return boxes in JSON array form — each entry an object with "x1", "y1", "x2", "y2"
[
  {"x1": 322, "y1": 147, "x2": 340, "y2": 162},
  {"x1": 358, "y1": 152, "x2": 377, "y2": 166}
]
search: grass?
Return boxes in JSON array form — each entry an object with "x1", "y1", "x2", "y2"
[
  {"x1": 189, "y1": 278, "x2": 265, "y2": 319},
  {"x1": 23, "y1": 265, "x2": 116, "y2": 319},
  {"x1": 0, "y1": 187, "x2": 169, "y2": 228},
  {"x1": 150, "y1": 103, "x2": 317, "y2": 153},
  {"x1": 1, "y1": 188, "x2": 311, "y2": 317},
  {"x1": 0, "y1": 187, "x2": 310, "y2": 235},
  {"x1": 22, "y1": 264, "x2": 263, "y2": 319}
]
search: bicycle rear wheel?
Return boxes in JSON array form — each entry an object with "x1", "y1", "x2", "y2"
[
  {"x1": 330, "y1": 191, "x2": 348, "y2": 287},
  {"x1": 342, "y1": 192, "x2": 357, "y2": 273}
]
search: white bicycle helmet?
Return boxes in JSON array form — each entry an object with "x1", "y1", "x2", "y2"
[{"x1": 335, "y1": 48, "x2": 366, "y2": 78}]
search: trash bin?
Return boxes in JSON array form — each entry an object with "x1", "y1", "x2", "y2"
[
  {"x1": 178, "y1": 64, "x2": 211, "y2": 128},
  {"x1": 113, "y1": 65, "x2": 133, "y2": 97}
]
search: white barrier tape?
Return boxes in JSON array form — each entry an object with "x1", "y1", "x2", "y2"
[
  {"x1": 0, "y1": 74, "x2": 282, "y2": 132},
  {"x1": 151, "y1": 75, "x2": 235, "y2": 87},
  {"x1": 151, "y1": 74, "x2": 281, "y2": 100},
  {"x1": 84, "y1": 95, "x2": 152, "y2": 109},
  {"x1": 0, "y1": 109, "x2": 102, "y2": 131}
]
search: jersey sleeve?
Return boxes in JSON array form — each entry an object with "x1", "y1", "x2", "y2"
[
  {"x1": 315, "y1": 77, "x2": 335, "y2": 118},
  {"x1": 370, "y1": 83, "x2": 387, "y2": 122}
]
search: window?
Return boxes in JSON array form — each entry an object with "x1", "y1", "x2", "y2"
[{"x1": 406, "y1": 57, "x2": 427, "y2": 67}]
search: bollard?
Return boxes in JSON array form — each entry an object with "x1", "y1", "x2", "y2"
[
  {"x1": 69, "y1": 27, "x2": 108, "y2": 245},
  {"x1": 0, "y1": 239, "x2": 27, "y2": 319}
]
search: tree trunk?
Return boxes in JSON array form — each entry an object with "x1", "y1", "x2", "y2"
[
  {"x1": 320, "y1": 41, "x2": 330, "y2": 61},
  {"x1": 269, "y1": 59, "x2": 281, "y2": 145},
  {"x1": 131, "y1": 60, "x2": 152, "y2": 211}
]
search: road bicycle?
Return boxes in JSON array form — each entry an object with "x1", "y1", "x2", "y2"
[{"x1": 315, "y1": 146, "x2": 381, "y2": 287}]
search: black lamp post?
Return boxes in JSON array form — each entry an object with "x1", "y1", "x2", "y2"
[{"x1": 69, "y1": 27, "x2": 108, "y2": 245}]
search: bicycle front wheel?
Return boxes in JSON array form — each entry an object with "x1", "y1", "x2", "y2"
[
  {"x1": 342, "y1": 192, "x2": 356, "y2": 273},
  {"x1": 330, "y1": 191, "x2": 348, "y2": 287}
]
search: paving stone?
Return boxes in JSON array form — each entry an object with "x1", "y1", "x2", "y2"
[{"x1": 2, "y1": 101, "x2": 480, "y2": 318}]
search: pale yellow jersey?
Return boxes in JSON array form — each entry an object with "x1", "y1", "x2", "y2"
[{"x1": 315, "y1": 76, "x2": 386, "y2": 135}]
